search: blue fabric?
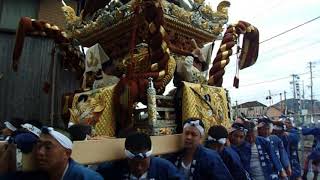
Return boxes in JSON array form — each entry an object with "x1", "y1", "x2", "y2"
[
  {"x1": 14, "y1": 132, "x2": 38, "y2": 153},
  {"x1": 97, "y1": 157, "x2": 184, "y2": 180},
  {"x1": 221, "y1": 147, "x2": 250, "y2": 180},
  {"x1": 281, "y1": 128, "x2": 301, "y2": 179},
  {"x1": 268, "y1": 135, "x2": 290, "y2": 169},
  {"x1": 168, "y1": 145, "x2": 233, "y2": 180},
  {"x1": 302, "y1": 127, "x2": 320, "y2": 152},
  {"x1": 64, "y1": 159, "x2": 103, "y2": 180},
  {"x1": 234, "y1": 136, "x2": 283, "y2": 180}
]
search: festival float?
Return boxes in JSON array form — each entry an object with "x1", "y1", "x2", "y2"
[{"x1": 12, "y1": 0, "x2": 259, "y2": 165}]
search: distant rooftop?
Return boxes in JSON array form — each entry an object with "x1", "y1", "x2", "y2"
[{"x1": 233, "y1": 101, "x2": 267, "y2": 108}]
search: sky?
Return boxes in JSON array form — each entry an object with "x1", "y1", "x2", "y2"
[{"x1": 204, "y1": 0, "x2": 320, "y2": 107}]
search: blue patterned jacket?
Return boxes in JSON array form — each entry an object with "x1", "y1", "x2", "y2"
[
  {"x1": 168, "y1": 145, "x2": 233, "y2": 180},
  {"x1": 267, "y1": 135, "x2": 290, "y2": 170},
  {"x1": 279, "y1": 128, "x2": 301, "y2": 179},
  {"x1": 233, "y1": 136, "x2": 283, "y2": 180}
]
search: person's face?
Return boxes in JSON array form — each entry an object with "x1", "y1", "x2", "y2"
[
  {"x1": 246, "y1": 131, "x2": 257, "y2": 144},
  {"x1": 272, "y1": 129, "x2": 284, "y2": 136},
  {"x1": 258, "y1": 125, "x2": 271, "y2": 137},
  {"x1": 1, "y1": 128, "x2": 13, "y2": 136},
  {"x1": 284, "y1": 120, "x2": 292, "y2": 129},
  {"x1": 230, "y1": 130, "x2": 245, "y2": 147},
  {"x1": 183, "y1": 126, "x2": 202, "y2": 149},
  {"x1": 127, "y1": 151, "x2": 151, "y2": 178},
  {"x1": 35, "y1": 134, "x2": 71, "y2": 172}
]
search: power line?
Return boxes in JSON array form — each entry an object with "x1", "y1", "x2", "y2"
[
  {"x1": 260, "y1": 15, "x2": 320, "y2": 44},
  {"x1": 226, "y1": 72, "x2": 310, "y2": 88}
]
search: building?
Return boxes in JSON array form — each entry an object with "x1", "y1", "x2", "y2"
[
  {"x1": 0, "y1": 0, "x2": 79, "y2": 31},
  {"x1": 0, "y1": 0, "x2": 82, "y2": 127},
  {"x1": 233, "y1": 101, "x2": 267, "y2": 119},
  {"x1": 272, "y1": 98, "x2": 320, "y2": 125},
  {"x1": 266, "y1": 105, "x2": 294, "y2": 121}
]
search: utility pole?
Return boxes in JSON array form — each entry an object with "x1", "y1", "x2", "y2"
[
  {"x1": 290, "y1": 74, "x2": 300, "y2": 114},
  {"x1": 284, "y1": 91, "x2": 287, "y2": 115},
  {"x1": 280, "y1": 93, "x2": 283, "y2": 110},
  {"x1": 291, "y1": 74, "x2": 297, "y2": 99},
  {"x1": 309, "y1": 62, "x2": 315, "y2": 121},
  {"x1": 235, "y1": 100, "x2": 238, "y2": 118}
]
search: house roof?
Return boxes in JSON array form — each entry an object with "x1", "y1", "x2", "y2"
[
  {"x1": 267, "y1": 105, "x2": 295, "y2": 114},
  {"x1": 234, "y1": 101, "x2": 267, "y2": 108}
]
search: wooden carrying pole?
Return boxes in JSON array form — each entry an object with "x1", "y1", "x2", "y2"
[
  {"x1": 1, "y1": 135, "x2": 183, "y2": 166},
  {"x1": 71, "y1": 134, "x2": 183, "y2": 164}
]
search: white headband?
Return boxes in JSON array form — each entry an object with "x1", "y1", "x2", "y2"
[
  {"x1": 124, "y1": 149, "x2": 153, "y2": 159},
  {"x1": 4, "y1": 121, "x2": 17, "y2": 131},
  {"x1": 229, "y1": 126, "x2": 248, "y2": 134},
  {"x1": 42, "y1": 127, "x2": 73, "y2": 150},
  {"x1": 21, "y1": 123, "x2": 41, "y2": 137},
  {"x1": 183, "y1": 120, "x2": 205, "y2": 136},
  {"x1": 207, "y1": 136, "x2": 227, "y2": 145}
]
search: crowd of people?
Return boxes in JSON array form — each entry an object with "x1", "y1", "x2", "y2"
[{"x1": 0, "y1": 116, "x2": 320, "y2": 180}]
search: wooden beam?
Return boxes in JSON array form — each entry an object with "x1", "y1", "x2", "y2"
[{"x1": 71, "y1": 134, "x2": 183, "y2": 164}]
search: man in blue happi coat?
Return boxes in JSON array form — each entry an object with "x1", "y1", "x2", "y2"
[
  {"x1": 230, "y1": 122, "x2": 287, "y2": 180},
  {"x1": 97, "y1": 132, "x2": 183, "y2": 180},
  {"x1": 35, "y1": 126, "x2": 103, "y2": 180},
  {"x1": 168, "y1": 118, "x2": 232, "y2": 180},
  {"x1": 301, "y1": 127, "x2": 320, "y2": 180},
  {"x1": 206, "y1": 125, "x2": 250, "y2": 180},
  {"x1": 1, "y1": 126, "x2": 103, "y2": 180},
  {"x1": 257, "y1": 117, "x2": 292, "y2": 178},
  {"x1": 281, "y1": 117, "x2": 302, "y2": 180}
]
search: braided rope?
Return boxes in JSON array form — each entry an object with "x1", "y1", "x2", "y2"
[{"x1": 208, "y1": 21, "x2": 259, "y2": 87}]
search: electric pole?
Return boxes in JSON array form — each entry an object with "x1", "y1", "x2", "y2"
[
  {"x1": 284, "y1": 91, "x2": 287, "y2": 115},
  {"x1": 290, "y1": 74, "x2": 299, "y2": 99},
  {"x1": 309, "y1": 62, "x2": 315, "y2": 120},
  {"x1": 235, "y1": 100, "x2": 238, "y2": 118},
  {"x1": 290, "y1": 74, "x2": 300, "y2": 113}
]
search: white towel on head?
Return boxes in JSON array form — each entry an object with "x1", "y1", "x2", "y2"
[
  {"x1": 21, "y1": 123, "x2": 41, "y2": 137},
  {"x1": 45, "y1": 127, "x2": 73, "y2": 150},
  {"x1": 183, "y1": 120, "x2": 205, "y2": 136},
  {"x1": 4, "y1": 121, "x2": 17, "y2": 131}
]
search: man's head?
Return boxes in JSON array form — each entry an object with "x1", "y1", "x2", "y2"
[
  {"x1": 182, "y1": 118, "x2": 205, "y2": 150},
  {"x1": 68, "y1": 124, "x2": 92, "y2": 141},
  {"x1": 272, "y1": 121, "x2": 286, "y2": 136},
  {"x1": 21, "y1": 119, "x2": 43, "y2": 137},
  {"x1": 284, "y1": 117, "x2": 294, "y2": 130},
  {"x1": 246, "y1": 122, "x2": 257, "y2": 144},
  {"x1": 1, "y1": 118, "x2": 24, "y2": 136},
  {"x1": 124, "y1": 132, "x2": 152, "y2": 178},
  {"x1": 207, "y1": 125, "x2": 228, "y2": 152},
  {"x1": 257, "y1": 117, "x2": 272, "y2": 137},
  {"x1": 229, "y1": 123, "x2": 248, "y2": 147},
  {"x1": 35, "y1": 127, "x2": 72, "y2": 172}
]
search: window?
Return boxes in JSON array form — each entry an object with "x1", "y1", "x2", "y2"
[{"x1": 0, "y1": 0, "x2": 39, "y2": 30}]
